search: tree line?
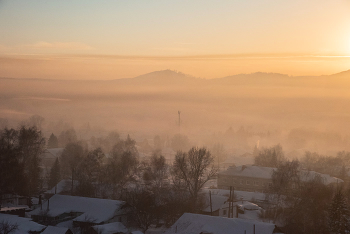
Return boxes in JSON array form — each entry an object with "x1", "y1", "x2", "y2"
[
  {"x1": 0, "y1": 126, "x2": 45, "y2": 198},
  {"x1": 253, "y1": 145, "x2": 350, "y2": 234},
  {"x1": 0, "y1": 126, "x2": 217, "y2": 232}
]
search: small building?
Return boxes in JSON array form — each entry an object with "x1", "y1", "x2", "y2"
[
  {"x1": 164, "y1": 213, "x2": 283, "y2": 234},
  {"x1": 41, "y1": 226, "x2": 73, "y2": 234},
  {"x1": 87, "y1": 222, "x2": 128, "y2": 234},
  {"x1": 45, "y1": 180, "x2": 78, "y2": 197},
  {"x1": 0, "y1": 213, "x2": 45, "y2": 234},
  {"x1": 28, "y1": 194, "x2": 133, "y2": 229},
  {"x1": 0, "y1": 194, "x2": 29, "y2": 217},
  {"x1": 218, "y1": 165, "x2": 274, "y2": 193},
  {"x1": 41, "y1": 148, "x2": 64, "y2": 168},
  {"x1": 202, "y1": 194, "x2": 229, "y2": 216},
  {"x1": 218, "y1": 165, "x2": 343, "y2": 193}
]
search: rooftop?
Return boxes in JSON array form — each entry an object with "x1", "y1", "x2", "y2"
[
  {"x1": 219, "y1": 165, "x2": 274, "y2": 179},
  {"x1": 164, "y1": 213, "x2": 279, "y2": 234},
  {"x1": 219, "y1": 165, "x2": 343, "y2": 185},
  {"x1": 41, "y1": 225, "x2": 71, "y2": 234},
  {"x1": 0, "y1": 213, "x2": 45, "y2": 234},
  {"x1": 91, "y1": 222, "x2": 128, "y2": 234},
  {"x1": 28, "y1": 194, "x2": 127, "y2": 224}
]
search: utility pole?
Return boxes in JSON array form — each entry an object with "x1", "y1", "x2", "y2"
[
  {"x1": 209, "y1": 190, "x2": 213, "y2": 216},
  {"x1": 232, "y1": 186, "x2": 235, "y2": 218},
  {"x1": 229, "y1": 186, "x2": 232, "y2": 218}
]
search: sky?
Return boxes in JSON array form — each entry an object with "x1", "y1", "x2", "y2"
[{"x1": 1, "y1": 0, "x2": 350, "y2": 79}]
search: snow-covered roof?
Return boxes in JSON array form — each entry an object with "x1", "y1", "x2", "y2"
[
  {"x1": 164, "y1": 213, "x2": 277, "y2": 234},
  {"x1": 92, "y1": 222, "x2": 128, "y2": 234},
  {"x1": 219, "y1": 165, "x2": 343, "y2": 185},
  {"x1": 0, "y1": 213, "x2": 45, "y2": 234},
  {"x1": 131, "y1": 231, "x2": 144, "y2": 234},
  {"x1": 28, "y1": 194, "x2": 127, "y2": 224},
  {"x1": 0, "y1": 206, "x2": 27, "y2": 212},
  {"x1": 219, "y1": 165, "x2": 275, "y2": 179},
  {"x1": 46, "y1": 180, "x2": 78, "y2": 194},
  {"x1": 202, "y1": 194, "x2": 228, "y2": 212},
  {"x1": 47, "y1": 148, "x2": 64, "y2": 156},
  {"x1": 299, "y1": 170, "x2": 343, "y2": 185},
  {"x1": 41, "y1": 226, "x2": 70, "y2": 234}
]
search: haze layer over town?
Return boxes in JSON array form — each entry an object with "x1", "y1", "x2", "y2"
[{"x1": 1, "y1": 1, "x2": 350, "y2": 234}]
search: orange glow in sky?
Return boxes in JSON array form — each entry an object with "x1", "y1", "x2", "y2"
[{"x1": 1, "y1": 0, "x2": 350, "y2": 79}]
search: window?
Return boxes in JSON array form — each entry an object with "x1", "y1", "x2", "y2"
[
  {"x1": 254, "y1": 181, "x2": 259, "y2": 186},
  {"x1": 268, "y1": 182, "x2": 272, "y2": 187},
  {"x1": 240, "y1": 179, "x2": 243, "y2": 184},
  {"x1": 246, "y1": 180, "x2": 250, "y2": 185},
  {"x1": 223, "y1": 210, "x2": 227, "y2": 216}
]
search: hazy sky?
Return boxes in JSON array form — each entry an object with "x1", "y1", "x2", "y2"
[{"x1": 1, "y1": 0, "x2": 350, "y2": 79}]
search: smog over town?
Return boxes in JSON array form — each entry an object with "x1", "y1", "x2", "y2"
[{"x1": 1, "y1": 1, "x2": 350, "y2": 234}]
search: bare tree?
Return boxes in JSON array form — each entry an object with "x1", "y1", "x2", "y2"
[
  {"x1": 143, "y1": 151, "x2": 168, "y2": 190},
  {"x1": 125, "y1": 188, "x2": 157, "y2": 233},
  {"x1": 60, "y1": 142, "x2": 85, "y2": 195},
  {"x1": 172, "y1": 147, "x2": 217, "y2": 211},
  {"x1": 0, "y1": 221, "x2": 18, "y2": 234}
]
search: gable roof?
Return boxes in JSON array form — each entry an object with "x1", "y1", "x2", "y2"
[
  {"x1": 202, "y1": 194, "x2": 228, "y2": 213},
  {"x1": 46, "y1": 180, "x2": 78, "y2": 194},
  {"x1": 219, "y1": 165, "x2": 342, "y2": 185},
  {"x1": 219, "y1": 165, "x2": 274, "y2": 179},
  {"x1": 28, "y1": 194, "x2": 127, "y2": 224},
  {"x1": 41, "y1": 226, "x2": 71, "y2": 234},
  {"x1": 42, "y1": 148, "x2": 64, "y2": 159},
  {"x1": 164, "y1": 213, "x2": 278, "y2": 234},
  {"x1": 0, "y1": 213, "x2": 45, "y2": 234},
  {"x1": 92, "y1": 222, "x2": 128, "y2": 234}
]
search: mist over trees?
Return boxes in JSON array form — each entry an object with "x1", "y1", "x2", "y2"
[
  {"x1": 254, "y1": 144, "x2": 285, "y2": 167},
  {"x1": 47, "y1": 133, "x2": 58, "y2": 148}
]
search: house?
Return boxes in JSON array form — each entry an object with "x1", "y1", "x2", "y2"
[
  {"x1": 41, "y1": 148, "x2": 64, "y2": 168},
  {"x1": 218, "y1": 166, "x2": 274, "y2": 192},
  {"x1": 87, "y1": 222, "x2": 128, "y2": 234},
  {"x1": 45, "y1": 180, "x2": 78, "y2": 197},
  {"x1": 0, "y1": 213, "x2": 45, "y2": 234},
  {"x1": 201, "y1": 194, "x2": 230, "y2": 216},
  {"x1": 0, "y1": 194, "x2": 29, "y2": 217},
  {"x1": 218, "y1": 165, "x2": 343, "y2": 193},
  {"x1": 28, "y1": 194, "x2": 133, "y2": 229},
  {"x1": 164, "y1": 213, "x2": 283, "y2": 234},
  {"x1": 41, "y1": 226, "x2": 73, "y2": 234}
]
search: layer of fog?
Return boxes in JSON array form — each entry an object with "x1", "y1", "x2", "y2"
[{"x1": 2, "y1": 69, "x2": 350, "y2": 159}]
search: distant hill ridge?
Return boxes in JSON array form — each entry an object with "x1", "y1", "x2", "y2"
[{"x1": 1, "y1": 69, "x2": 350, "y2": 88}]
